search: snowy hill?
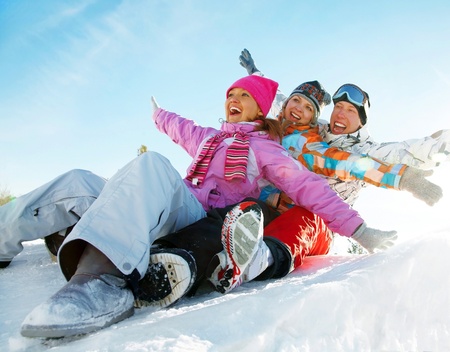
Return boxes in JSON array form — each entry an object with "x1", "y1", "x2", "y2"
[{"x1": 1, "y1": 231, "x2": 449, "y2": 351}]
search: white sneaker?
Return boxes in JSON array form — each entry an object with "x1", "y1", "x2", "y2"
[
  {"x1": 21, "y1": 274, "x2": 134, "y2": 338},
  {"x1": 207, "y1": 201, "x2": 264, "y2": 293},
  {"x1": 137, "y1": 248, "x2": 196, "y2": 308}
]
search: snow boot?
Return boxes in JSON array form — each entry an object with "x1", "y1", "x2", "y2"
[
  {"x1": 254, "y1": 236, "x2": 293, "y2": 280},
  {"x1": 20, "y1": 273, "x2": 135, "y2": 338},
  {"x1": 0, "y1": 260, "x2": 11, "y2": 268},
  {"x1": 137, "y1": 248, "x2": 197, "y2": 308}
]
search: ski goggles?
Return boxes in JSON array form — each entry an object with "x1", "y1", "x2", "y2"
[{"x1": 332, "y1": 84, "x2": 370, "y2": 109}]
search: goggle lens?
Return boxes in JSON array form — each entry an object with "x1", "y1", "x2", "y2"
[{"x1": 333, "y1": 84, "x2": 366, "y2": 107}]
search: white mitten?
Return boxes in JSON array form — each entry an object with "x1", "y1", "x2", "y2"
[
  {"x1": 399, "y1": 167, "x2": 443, "y2": 206},
  {"x1": 352, "y1": 223, "x2": 398, "y2": 253}
]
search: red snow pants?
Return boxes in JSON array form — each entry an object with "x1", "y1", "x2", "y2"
[{"x1": 263, "y1": 205, "x2": 333, "y2": 270}]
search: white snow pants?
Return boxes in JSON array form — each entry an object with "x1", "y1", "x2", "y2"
[
  {"x1": 0, "y1": 169, "x2": 106, "y2": 262},
  {"x1": 59, "y1": 152, "x2": 206, "y2": 279}
]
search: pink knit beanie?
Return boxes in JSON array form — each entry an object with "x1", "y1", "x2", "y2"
[{"x1": 226, "y1": 75, "x2": 279, "y2": 117}]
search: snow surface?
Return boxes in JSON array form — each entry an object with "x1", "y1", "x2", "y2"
[
  {"x1": 1, "y1": 164, "x2": 450, "y2": 351},
  {"x1": 1, "y1": 230, "x2": 449, "y2": 351}
]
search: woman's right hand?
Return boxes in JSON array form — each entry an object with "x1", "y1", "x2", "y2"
[{"x1": 151, "y1": 96, "x2": 160, "y2": 113}]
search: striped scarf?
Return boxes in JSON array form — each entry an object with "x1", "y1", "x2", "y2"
[{"x1": 186, "y1": 131, "x2": 250, "y2": 186}]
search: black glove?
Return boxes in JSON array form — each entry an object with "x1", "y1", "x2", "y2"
[{"x1": 239, "y1": 49, "x2": 260, "y2": 75}]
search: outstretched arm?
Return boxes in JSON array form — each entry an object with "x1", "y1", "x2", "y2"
[
  {"x1": 285, "y1": 130, "x2": 443, "y2": 206},
  {"x1": 238, "y1": 48, "x2": 287, "y2": 118},
  {"x1": 350, "y1": 130, "x2": 450, "y2": 170},
  {"x1": 151, "y1": 97, "x2": 218, "y2": 158},
  {"x1": 260, "y1": 144, "x2": 399, "y2": 248}
]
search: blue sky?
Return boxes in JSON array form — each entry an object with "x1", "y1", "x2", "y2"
[{"x1": 1, "y1": 0, "x2": 450, "y2": 196}]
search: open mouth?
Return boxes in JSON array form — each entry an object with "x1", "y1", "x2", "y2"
[
  {"x1": 291, "y1": 112, "x2": 301, "y2": 121},
  {"x1": 332, "y1": 121, "x2": 347, "y2": 134},
  {"x1": 230, "y1": 106, "x2": 241, "y2": 116}
]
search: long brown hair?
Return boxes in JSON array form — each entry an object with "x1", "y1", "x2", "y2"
[
  {"x1": 254, "y1": 118, "x2": 283, "y2": 143},
  {"x1": 277, "y1": 108, "x2": 292, "y2": 134}
]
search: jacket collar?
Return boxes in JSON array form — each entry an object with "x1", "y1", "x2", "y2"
[
  {"x1": 284, "y1": 124, "x2": 319, "y2": 136},
  {"x1": 320, "y1": 122, "x2": 371, "y2": 148},
  {"x1": 220, "y1": 121, "x2": 267, "y2": 137}
]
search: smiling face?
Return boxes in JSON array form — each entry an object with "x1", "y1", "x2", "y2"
[
  {"x1": 283, "y1": 95, "x2": 315, "y2": 126},
  {"x1": 225, "y1": 87, "x2": 263, "y2": 123},
  {"x1": 329, "y1": 101, "x2": 363, "y2": 134}
]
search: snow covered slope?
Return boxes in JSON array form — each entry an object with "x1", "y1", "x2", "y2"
[{"x1": 1, "y1": 230, "x2": 449, "y2": 351}]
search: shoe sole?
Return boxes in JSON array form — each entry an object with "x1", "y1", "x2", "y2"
[
  {"x1": 222, "y1": 201, "x2": 263, "y2": 289},
  {"x1": 138, "y1": 249, "x2": 196, "y2": 308}
]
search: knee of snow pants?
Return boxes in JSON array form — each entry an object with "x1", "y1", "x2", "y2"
[
  {"x1": 59, "y1": 152, "x2": 206, "y2": 280},
  {"x1": 263, "y1": 206, "x2": 333, "y2": 270},
  {"x1": 0, "y1": 169, "x2": 106, "y2": 262}
]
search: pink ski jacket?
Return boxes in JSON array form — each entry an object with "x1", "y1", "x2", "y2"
[{"x1": 153, "y1": 108, "x2": 363, "y2": 237}]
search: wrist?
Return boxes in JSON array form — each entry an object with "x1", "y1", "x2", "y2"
[{"x1": 352, "y1": 222, "x2": 367, "y2": 239}]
